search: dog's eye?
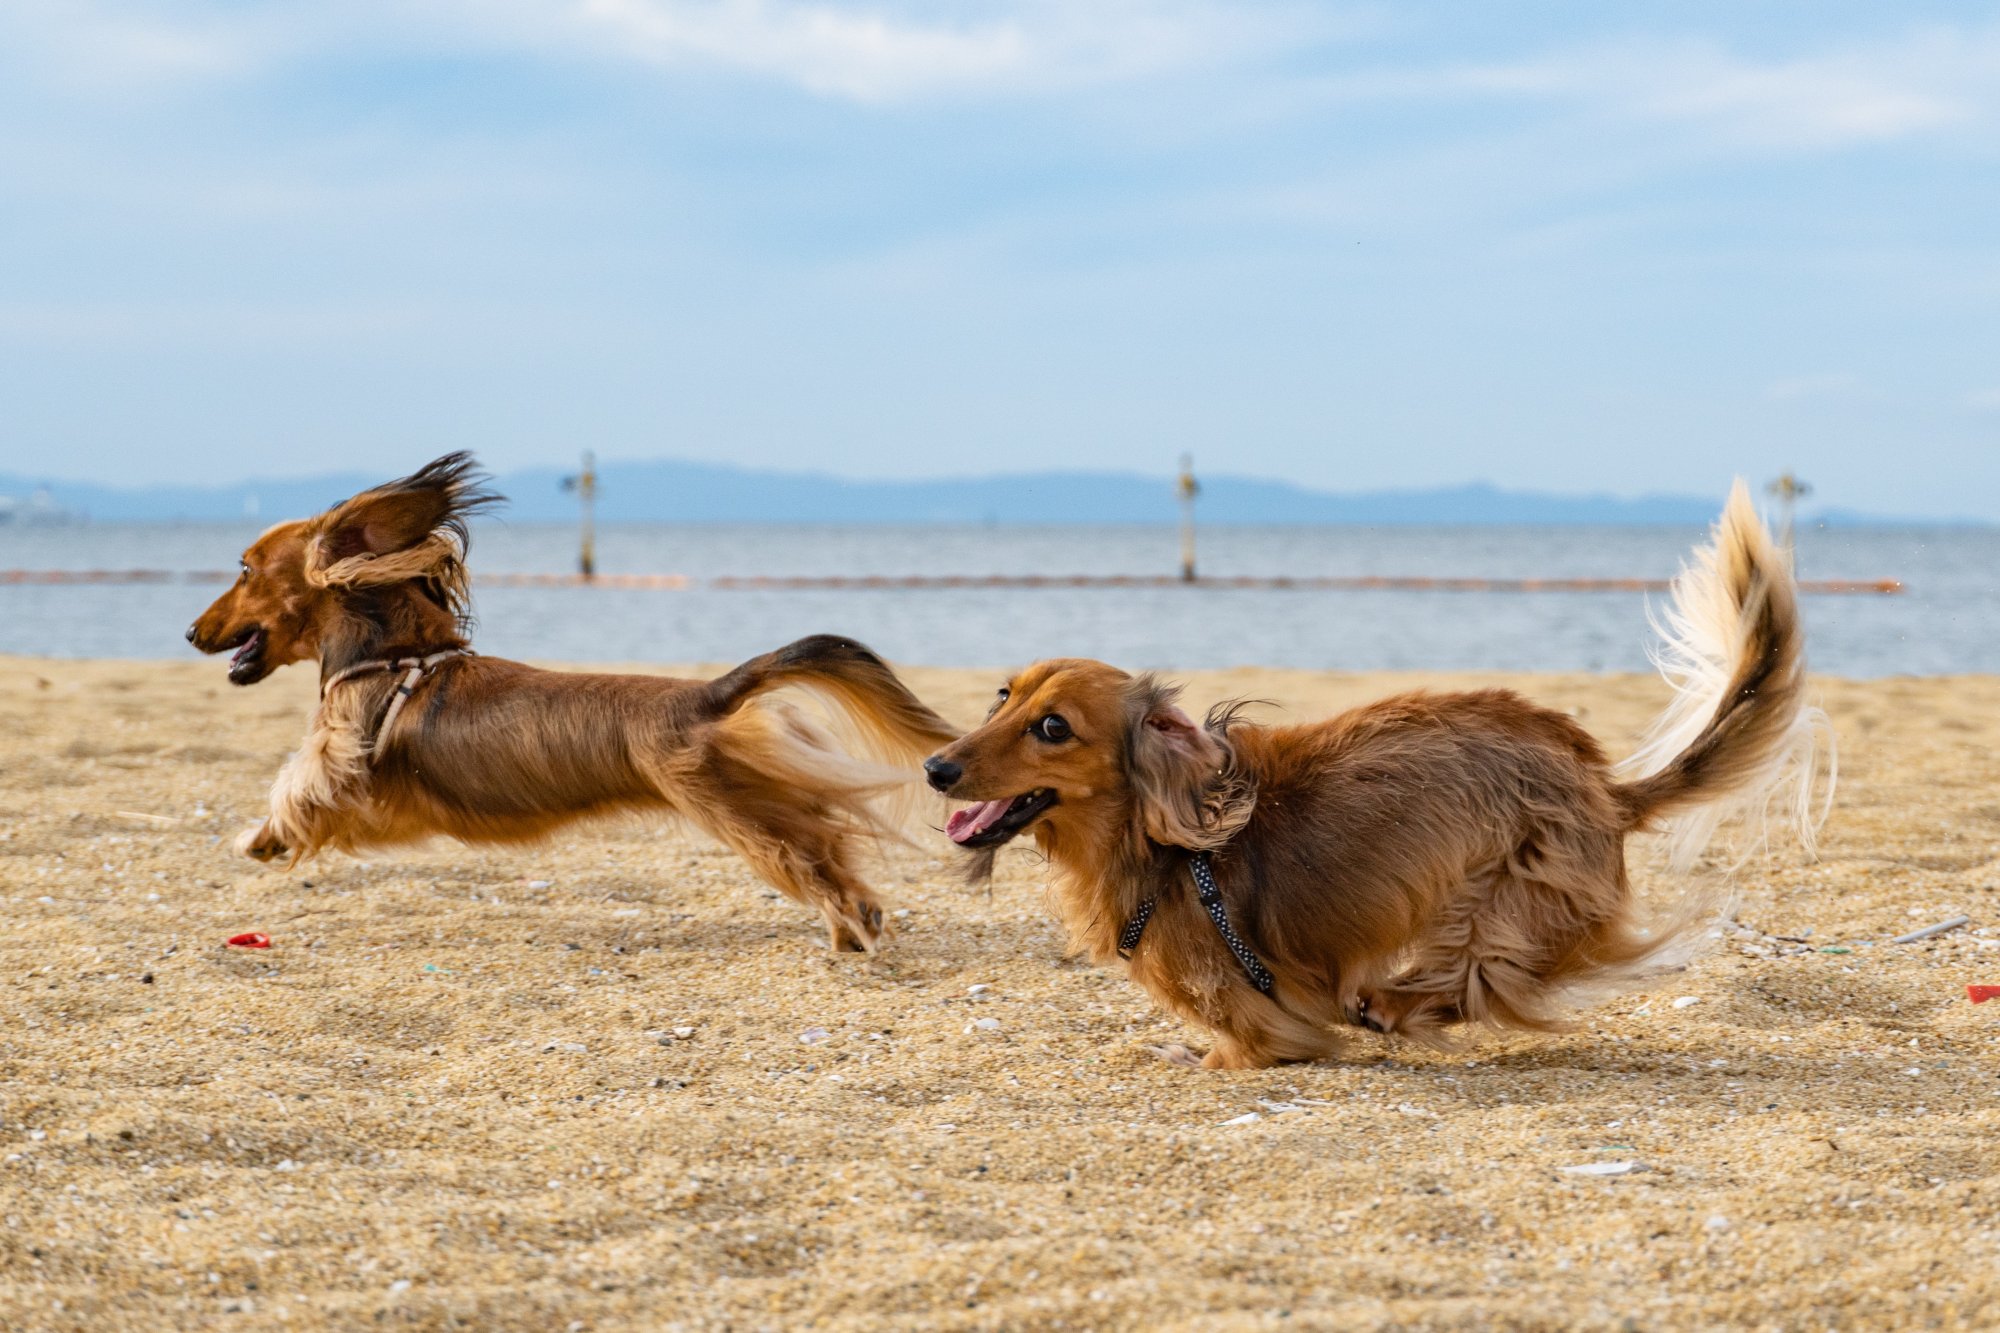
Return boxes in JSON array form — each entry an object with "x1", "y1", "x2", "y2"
[
  {"x1": 238, "y1": 561, "x2": 252, "y2": 580},
  {"x1": 1033, "y1": 714, "x2": 1072, "y2": 742},
  {"x1": 986, "y1": 686, "x2": 1010, "y2": 719}
]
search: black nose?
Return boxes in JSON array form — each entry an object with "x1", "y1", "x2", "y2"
[
  {"x1": 185, "y1": 624, "x2": 198, "y2": 645},
  {"x1": 924, "y1": 757, "x2": 962, "y2": 793}
]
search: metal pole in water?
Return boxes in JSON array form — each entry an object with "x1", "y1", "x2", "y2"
[
  {"x1": 1177, "y1": 454, "x2": 1199, "y2": 583},
  {"x1": 579, "y1": 450, "x2": 597, "y2": 578},
  {"x1": 1766, "y1": 471, "x2": 1810, "y2": 569},
  {"x1": 562, "y1": 451, "x2": 598, "y2": 579}
]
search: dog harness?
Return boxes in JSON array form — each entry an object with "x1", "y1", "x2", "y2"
[
  {"x1": 318, "y1": 648, "x2": 468, "y2": 761},
  {"x1": 1117, "y1": 851, "x2": 1276, "y2": 995}
]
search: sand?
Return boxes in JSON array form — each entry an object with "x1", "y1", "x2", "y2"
[{"x1": 0, "y1": 655, "x2": 1996, "y2": 1331}]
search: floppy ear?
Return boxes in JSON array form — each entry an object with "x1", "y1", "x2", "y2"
[
  {"x1": 1127, "y1": 677, "x2": 1255, "y2": 849},
  {"x1": 308, "y1": 452, "x2": 500, "y2": 587}
]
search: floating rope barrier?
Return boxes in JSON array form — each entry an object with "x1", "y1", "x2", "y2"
[
  {"x1": 706, "y1": 573, "x2": 1904, "y2": 594},
  {"x1": 0, "y1": 569, "x2": 1906, "y2": 593}
]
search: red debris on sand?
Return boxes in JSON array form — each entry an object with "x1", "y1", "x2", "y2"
[
  {"x1": 1969, "y1": 985, "x2": 2000, "y2": 1004},
  {"x1": 226, "y1": 932, "x2": 271, "y2": 949}
]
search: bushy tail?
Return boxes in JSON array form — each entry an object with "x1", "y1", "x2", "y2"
[
  {"x1": 708, "y1": 634, "x2": 958, "y2": 762},
  {"x1": 1614, "y1": 481, "x2": 1835, "y2": 869},
  {"x1": 704, "y1": 635, "x2": 959, "y2": 837}
]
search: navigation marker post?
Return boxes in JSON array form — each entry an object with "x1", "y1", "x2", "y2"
[
  {"x1": 1178, "y1": 455, "x2": 1199, "y2": 583},
  {"x1": 560, "y1": 451, "x2": 598, "y2": 580},
  {"x1": 1766, "y1": 471, "x2": 1811, "y2": 565}
]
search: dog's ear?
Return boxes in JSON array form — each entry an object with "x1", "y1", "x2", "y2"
[
  {"x1": 315, "y1": 452, "x2": 500, "y2": 569},
  {"x1": 1127, "y1": 677, "x2": 1255, "y2": 849},
  {"x1": 318, "y1": 488, "x2": 446, "y2": 568},
  {"x1": 307, "y1": 453, "x2": 502, "y2": 591}
]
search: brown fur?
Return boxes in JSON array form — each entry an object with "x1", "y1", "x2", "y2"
[
  {"x1": 926, "y1": 488, "x2": 1829, "y2": 1067},
  {"x1": 187, "y1": 453, "x2": 958, "y2": 952}
]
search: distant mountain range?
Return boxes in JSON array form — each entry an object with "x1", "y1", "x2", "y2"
[{"x1": 0, "y1": 460, "x2": 1965, "y2": 526}]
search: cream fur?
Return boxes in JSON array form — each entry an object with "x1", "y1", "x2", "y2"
[
  {"x1": 1616, "y1": 479, "x2": 1836, "y2": 869},
  {"x1": 244, "y1": 685, "x2": 379, "y2": 862},
  {"x1": 308, "y1": 529, "x2": 466, "y2": 591}
]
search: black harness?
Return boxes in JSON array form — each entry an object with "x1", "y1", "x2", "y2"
[{"x1": 1116, "y1": 850, "x2": 1275, "y2": 995}]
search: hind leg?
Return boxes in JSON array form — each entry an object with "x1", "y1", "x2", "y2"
[
  {"x1": 1345, "y1": 867, "x2": 1499, "y2": 1039},
  {"x1": 657, "y1": 714, "x2": 903, "y2": 951},
  {"x1": 1355, "y1": 844, "x2": 1631, "y2": 1038},
  {"x1": 808, "y1": 851, "x2": 887, "y2": 954},
  {"x1": 1348, "y1": 988, "x2": 1462, "y2": 1035},
  {"x1": 702, "y1": 808, "x2": 887, "y2": 953}
]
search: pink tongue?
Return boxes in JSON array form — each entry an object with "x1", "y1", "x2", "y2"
[{"x1": 946, "y1": 798, "x2": 1015, "y2": 845}]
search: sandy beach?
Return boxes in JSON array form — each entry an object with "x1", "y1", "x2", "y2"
[{"x1": 1, "y1": 655, "x2": 1995, "y2": 1330}]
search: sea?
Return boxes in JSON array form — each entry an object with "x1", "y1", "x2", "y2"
[{"x1": 0, "y1": 521, "x2": 1991, "y2": 677}]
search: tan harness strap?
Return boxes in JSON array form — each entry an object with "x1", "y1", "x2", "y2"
[{"x1": 318, "y1": 648, "x2": 467, "y2": 762}]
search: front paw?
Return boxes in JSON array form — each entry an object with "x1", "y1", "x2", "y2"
[
  {"x1": 236, "y1": 823, "x2": 288, "y2": 863},
  {"x1": 1145, "y1": 1043, "x2": 1204, "y2": 1069}
]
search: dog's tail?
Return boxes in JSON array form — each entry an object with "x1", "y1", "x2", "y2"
[
  {"x1": 700, "y1": 635, "x2": 958, "y2": 839},
  {"x1": 707, "y1": 634, "x2": 958, "y2": 766},
  {"x1": 1397, "y1": 491, "x2": 1833, "y2": 1038},
  {"x1": 1613, "y1": 480, "x2": 1835, "y2": 870}
]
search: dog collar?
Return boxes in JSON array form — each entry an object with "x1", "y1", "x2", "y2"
[
  {"x1": 1117, "y1": 851, "x2": 1276, "y2": 995},
  {"x1": 319, "y1": 648, "x2": 468, "y2": 761}
]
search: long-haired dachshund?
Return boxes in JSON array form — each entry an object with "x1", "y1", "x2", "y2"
[
  {"x1": 923, "y1": 484, "x2": 1833, "y2": 1067},
  {"x1": 186, "y1": 452, "x2": 957, "y2": 952}
]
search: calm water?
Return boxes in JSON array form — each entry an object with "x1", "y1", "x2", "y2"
[{"x1": 0, "y1": 522, "x2": 1990, "y2": 676}]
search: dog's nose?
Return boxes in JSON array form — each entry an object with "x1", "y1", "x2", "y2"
[
  {"x1": 923, "y1": 757, "x2": 963, "y2": 793},
  {"x1": 185, "y1": 624, "x2": 198, "y2": 645}
]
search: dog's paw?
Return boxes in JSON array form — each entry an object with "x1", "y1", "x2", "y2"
[
  {"x1": 826, "y1": 910, "x2": 884, "y2": 954},
  {"x1": 1145, "y1": 1043, "x2": 1204, "y2": 1069},
  {"x1": 1345, "y1": 993, "x2": 1391, "y2": 1033},
  {"x1": 850, "y1": 902, "x2": 891, "y2": 953},
  {"x1": 236, "y1": 823, "x2": 288, "y2": 863}
]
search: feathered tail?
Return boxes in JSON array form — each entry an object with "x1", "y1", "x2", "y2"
[
  {"x1": 1614, "y1": 480, "x2": 1835, "y2": 868},
  {"x1": 705, "y1": 635, "x2": 958, "y2": 839}
]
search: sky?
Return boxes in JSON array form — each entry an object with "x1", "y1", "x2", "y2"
[{"x1": 0, "y1": 2, "x2": 1996, "y2": 517}]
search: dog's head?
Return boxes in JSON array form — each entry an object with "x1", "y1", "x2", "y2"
[
  {"x1": 923, "y1": 659, "x2": 1255, "y2": 869},
  {"x1": 186, "y1": 452, "x2": 499, "y2": 684}
]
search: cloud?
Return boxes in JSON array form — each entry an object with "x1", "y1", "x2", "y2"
[
  {"x1": 0, "y1": 298, "x2": 438, "y2": 345},
  {"x1": 491, "y1": 0, "x2": 1327, "y2": 101},
  {"x1": 8, "y1": 2, "x2": 1998, "y2": 142},
  {"x1": 1326, "y1": 27, "x2": 2000, "y2": 153},
  {"x1": 1630, "y1": 47, "x2": 1967, "y2": 147},
  {"x1": 0, "y1": 0, "x2": 1302, "y2": 104},
  {"x1": 0, "y1": 0, "x2": 261, "y2": 91},
  {"x1": 1766, "y1": 374, "x2": 1868, "y2": 403},
  {"x1": 567, "y1": 0, "x2": 1030, "y2": 99}
]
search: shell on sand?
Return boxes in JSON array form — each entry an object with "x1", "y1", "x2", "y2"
[{"x1": 1, "y1": 658, "x2": 1996, "y2": 1328}]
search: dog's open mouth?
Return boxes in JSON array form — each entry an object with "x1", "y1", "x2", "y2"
[
  {"x1": 946, "y1": 789, "x2": 1057, "y2": 847},
  {"x1": 226, "y1": 629, "x2": 266, "y2": 684}
]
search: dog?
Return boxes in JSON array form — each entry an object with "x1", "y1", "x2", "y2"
[
  {"x1": 185, "y1": 452, "x2": 957, "y2": 952},
  {"x1": 922, "y1": 483, "x2": 1832, "y2": 1067}
]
